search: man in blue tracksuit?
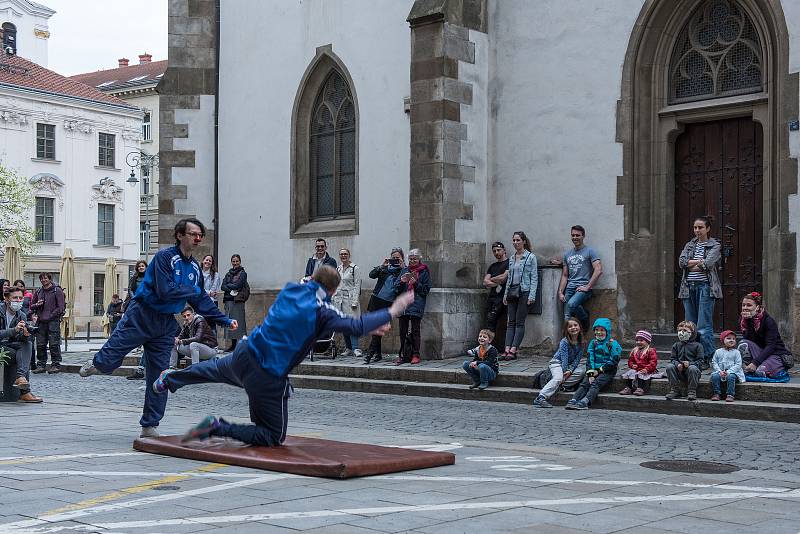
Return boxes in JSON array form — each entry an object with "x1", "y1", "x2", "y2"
[
  {"x1": 153, "y1": 265, "x2": 413, "y2": 446},
  {"x1": 80, "y1": 218, "x2": 237, "y2": 438}
]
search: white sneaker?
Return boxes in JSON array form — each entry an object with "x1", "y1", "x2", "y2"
[
  {"x1": 353, "y1": 349, "x2": 363, "y2": 358},
  {"x1": 140, "y1": 426, "x2": 159, "y2": 438},
  {"x1": 340, "y1": 349, "x2": 354, "y2": 357},
  {"x1": 79, "y1": 359, "x2": 102, "y2": 377}
]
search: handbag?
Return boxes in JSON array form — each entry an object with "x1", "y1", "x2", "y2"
[
  {"x1": 507, "y1": 283, "x2": 520, "y2": 299},
  {"x1": 234, "y1": 280, "x2": 251, "y2": 303}
]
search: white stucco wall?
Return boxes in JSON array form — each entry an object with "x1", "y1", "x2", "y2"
[
  {"x1": 488, "y1": 0, "x2": 641, "y2": 288},
  {"x1": 218, "y1": 0, "x2": 413, "y2": 289}
]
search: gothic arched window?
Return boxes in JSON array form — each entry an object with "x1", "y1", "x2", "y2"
[
  {"x1": 309, "y1": 71, "x2": 356, "y2": 219},
  {"x1": 669, "y1": 0, "x2": 763, "y2": 104}
]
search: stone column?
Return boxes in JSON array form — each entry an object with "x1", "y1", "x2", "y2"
[{"x1": 407, "y1": 0, "x2": 488, "y2": 358}]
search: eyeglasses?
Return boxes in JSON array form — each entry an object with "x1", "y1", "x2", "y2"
[
  {"x1": 184, "y1": 232, "x2": 204, "y2": 239},
  {"x1": 315, "y1": 245, "x2": 326, "y2": 249}
]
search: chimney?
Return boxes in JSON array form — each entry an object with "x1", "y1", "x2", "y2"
[
  {"x1": 138, "y1": 53, "x2": 152, "y2": 65},
  {"x1": 118, "y1": 58, "x2": 129, "y2": 67}
]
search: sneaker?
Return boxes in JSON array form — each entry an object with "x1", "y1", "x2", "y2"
[
  {"x1": 372, "y1": 354, "x2": 382, "y2": 363},
  {"x1": 12, "y1": 376, "x2": 29, "y2": 389},
  {"x1": 478, "y1": 383, "x2": 488, "y2": 390},
  {"x1": 353, "y1": 349, "x2": 363, "y2": 358},
  {"x1": 710, "y1": 394, "x2": 721, "y2": 401},
  {"x1": 152, "y1": 369, "x2": 174, "y2": 394},
  {"x1": 725, "y1": 395, "x2": 735, "y2": 403},
  {"x1": 533, "y1": 396, "x2": 553, "y2": 408},
  {"x1": 140, "y1": 426, "x2": 159, "y2": 438},
  {"x1": 665, "y1": 390, "x2": 680, "y2": 400},
  {"x1": 633, "y1": 388, "x2": 645, "y2": 396},
  {"x1": 126, "y1": 368, "x2": 145, "y2": 380},
  {"x1": 340, "y1": 349, "x2": 354, "y2": 358},
  {"x1": 687, "y1": 390, "x2": 697, "y2": 401},
  {"x1": 468, "y1": 382, "x2": 480, "y2": 389},
  {"x1": 31, "y1": 367, "x2": 46, "y2": 374},
  {"x1": 573, "y1": 400, "x2": 589, "y2": 410},
  {"x1": 79, "y1": 360, "x2": 102, "y2": 377},
  {"x1": 181, "y1": 416, "x2": 220, "y2": 443},
  {"x1": 565, "y1": 399, "x2": 579, "y2": 410},
  {"x1": 505, "y1": 352, "x2": 517, "y2": 361},
  {"x1": 393, "y1": 358, "x2": 404, "y2": 366},
  {"x1": 363, "y1": 354, "x2": 372, "y2": 365},
  {"x1": 47, "y1": 364, "x2": 61, "y2": 374},
  {"x1": 618, "y1": 387, "x2": 632, "y2": 395},
  {"x1": 18, "y1": 392, "x2": 43, "y2": 403},
  {"x1": 410, "y1": 355, "x2": 421, "y2": 365}
]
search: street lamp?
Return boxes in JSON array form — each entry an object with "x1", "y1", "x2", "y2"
[{"x1": 126, "y1": 151, "x2": 159, "y2": 261}]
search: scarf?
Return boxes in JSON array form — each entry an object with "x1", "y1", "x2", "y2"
[
  {"x1": 740, "y1": 309, "x2": 765, "y2": 334},
  {"x1": 406, "y1": 262, "x2": 428, "y2": 290}
]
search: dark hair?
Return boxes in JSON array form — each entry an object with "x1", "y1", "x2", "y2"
[
  {"x1": 134, "y1": 260, "x2": 147, "y2": 274},
  {"x1": 742, "y1": 291, "x2": 762, "y2": 306},
  {"x1": 231, "y1": 254, "x2": 241, "y2": 263},
  {"x1": 202, "y1": 254, "x2": 216, "y2": 275},
  {"x1": 512, "y1": 231, "x2": 532, "y2": 252},
  {"x1": 315, "y1": 238, "x2": 327, "y2": 245},
  {"x1": 562, "y1": 317, "x2": 585, "y2": 346},
  {"x1": 181, "y1": 304, "x2": 195, "y2": 314},
  {"x1": 312, "y1": 265, "x2": 341, "y2": 293},
  {"x1": 0, "y1": 279, "x2": 8, "y2": 288},
  {"x1": 173, "y1": 218, "x2": 206, "y2": 245},
  {"x1": 491, "y1": 241, "x2": 505, "y2": 249},
  {"x1": 13, "y1": 279, "x2": 24, "y2": 288},
  {"x1": 694, "y1": 215, "x2": 714, "y2": 228},
  {"x1": 39, "y1": 272, "x2": 52, "y2": 281},
  {"x1": 570, "y1": 225, "x2": 586, "y2": 236},
  {"x1": 390, "y1": 247, "x2": 405, "y2": 260},
  {"x1": 5, "y1": 286, "x2": 22, "y2": 298},
  {"x1": 112, "y1": 293, "x2": 120, "y2": 299}
]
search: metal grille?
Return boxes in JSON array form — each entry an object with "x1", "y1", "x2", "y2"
[
  {"x1": 309, "y1": 71, "x2": 356, "y2": 220},
  {"x1": 669, "y1": 0, "x2": 762, "y2": 103}
]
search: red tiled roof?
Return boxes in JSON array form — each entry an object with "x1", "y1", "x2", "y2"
[
  {"x1": 0, "y1": 55, "x2": 132, "y2": 107},
  {"x1": 70, "y1": 60, "x2": 167, "y2": 93}
]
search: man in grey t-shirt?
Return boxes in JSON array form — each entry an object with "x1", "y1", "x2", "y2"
[{"x1": 558, "y1": 225, "x2": 603, "y2": 329}]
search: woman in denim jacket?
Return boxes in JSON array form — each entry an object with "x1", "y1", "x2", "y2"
[{"x1": 502, "y1": 231, "x2": 538, "y2": 360}]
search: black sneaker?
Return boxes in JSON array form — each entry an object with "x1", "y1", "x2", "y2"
[
  {"x1": 126, "y1": 368, "x2": 145, "y2": 380},
  {"x1": 372, "y1": 354, "x2": 382, "y2": 362}
]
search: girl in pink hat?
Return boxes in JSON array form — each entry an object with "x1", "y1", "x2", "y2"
[{"x1": 619, "y1": 330, "x2": 659, "y2": 396}]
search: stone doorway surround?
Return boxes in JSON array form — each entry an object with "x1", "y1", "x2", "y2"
[{"x1": 616, "y1": 0, "x2": 798, "y2": 345}]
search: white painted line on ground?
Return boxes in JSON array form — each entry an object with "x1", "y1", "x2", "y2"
[
  {"x1": 0, "y1": 452, "x2": 142, "y2": 464},
  {"x1": 372, "y1": 475, "x2": 796, "y2": 494},
  {"x1": 0, "y1": 473, "x2": 293, "y2": 533},
  {"x1": 0, "y1": 470, "x2": 261, "y2": 479},
  {"x1": 464, "y1": 456, "x2": 542, "y2": 462},
  {"x1": 397, "y1": 442, "x2": 463, "y2": 452},
  {"x1": 19, "y1": 488, "x2": 800, "y2": 531}
]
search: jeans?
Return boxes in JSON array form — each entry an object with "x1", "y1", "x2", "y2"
[
  {"x1": 505, "y1": 291, "x2": 529, "y2": 348},
  {"x1": 165, "y1": 343, "x2": 290, "y2": 446},
  {"x1": 665, "y1": 362, "x2": 701, "y2": 393},
  {"x1": 682, "y1": 281, "x2": 715, "y2": 359},
  {"x1": 367, "y1": 296, "x2": 392, "y2": 356},
  {"x1": 35, "y1": 320, "x2": 62, "y2": 365},
  {"x1": 169, "y1": 342, "x2": 218, "y2": 367},
  {"x1": 564, "y1": 287, "x2": 592, "y2": 322},
  {"x1": 398, "y1": 316, "x2": 421, "y2": 360},
  {"x1": 462, "y1": 361, "x2": 497, "y2": 386},
  {"x1": 1, "y1": 340, "x2": 32, "y2": 382},
  {"x1": 571, "y1": 371, "x2": 614, "y2": 405},
  {"x1": 539, "y1": 362, "x2": 564, "y2": 399},
  {"x1": 710, "y1": 371, "x2": 737, "y2": 396}
]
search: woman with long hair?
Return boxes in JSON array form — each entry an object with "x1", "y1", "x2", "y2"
[
  {"x1": 221, "y1": 254, "x2": 248, "y2": 352},
  {"x1": 201, "y1": 254, "x2": 222, "y2": 300},
  {"x1": 501, "y1": 231, "x2": 538, "y2": 360}
]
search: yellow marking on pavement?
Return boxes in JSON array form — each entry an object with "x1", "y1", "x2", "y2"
[{"x1": 41, "y1": 462, "x2": 227, "y2": 516}]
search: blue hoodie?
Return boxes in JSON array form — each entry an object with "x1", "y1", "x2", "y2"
[{"x1": 587, "y1": 317, "x2": 622, "y2": 372}]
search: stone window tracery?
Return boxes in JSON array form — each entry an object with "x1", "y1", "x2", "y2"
[{"x1": 669, "y1": 0, "x2": 763, "y2": 104}]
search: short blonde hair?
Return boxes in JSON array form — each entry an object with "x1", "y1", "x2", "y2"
[
  {"x1": 677, "y1": 320, "x2": 696, "y2": 332},
  {"x1": 479, "y1": 329, "x2": 495, "y2": 341}
]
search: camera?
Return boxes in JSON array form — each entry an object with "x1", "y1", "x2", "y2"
[
  {"x1": 389, "y1": 258, "x2": 400, "y2": 266},
  {"x1": 24, "y1": 322, "x2": 39, "y2": 335}
]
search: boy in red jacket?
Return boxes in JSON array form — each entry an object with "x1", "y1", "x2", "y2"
[{"x1": 619, "y1": 330, "x2": 659, "y2": 396}]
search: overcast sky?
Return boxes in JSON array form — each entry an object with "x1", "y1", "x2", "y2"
[{"x1": 44, "y1": 0, "x2": 167, "y2": 75}]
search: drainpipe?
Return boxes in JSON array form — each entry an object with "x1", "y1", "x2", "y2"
[{"x1": 213, "y1": 0, "x2": 221, "y2": 262}]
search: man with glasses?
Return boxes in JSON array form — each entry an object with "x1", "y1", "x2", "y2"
[
  {"x1": 483, "y1": 241, "x2": 509, "y2": 349},
  {"x1": 80, "y1": 218, "x2": 238, "y2": 438},
  {"x1": 302, "y1": 238, "x2": 337, "y2": 281}
]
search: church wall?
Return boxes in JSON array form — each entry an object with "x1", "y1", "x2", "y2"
[
  {"x1": 217, "y1": 0, "x2": 414, "y2": 289},
  {"x1": 487, "y1": 0, "x2": 642, "y2": 286}
]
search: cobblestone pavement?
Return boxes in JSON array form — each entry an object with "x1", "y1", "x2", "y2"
[{"x1": 33, "y1": 373, "x2": 800, "y2": 474}]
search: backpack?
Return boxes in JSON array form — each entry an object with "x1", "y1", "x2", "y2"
[
  {"x1": 531, "y1": 368, "x2": 552, "y2": 389},
  {"x1": 780, "y1": 352, "x2": 794, "y2": 370}
]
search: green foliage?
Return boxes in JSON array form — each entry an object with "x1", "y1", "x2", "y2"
[
  {"x1": 0, "y1": 162, "x2": 36, "y2": 255},
  {"x1": 0, "y1": 346, "x2": 10, "y2": 366}
]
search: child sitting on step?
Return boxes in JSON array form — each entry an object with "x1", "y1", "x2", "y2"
[
  {"x1": 710, "y1": 330, "x2": 745, "y2": 403},
  {"x1": 665, "y1": 321, "x2": 706, "y2": 401},
  {"x1": 533, "y1": 317, "x2": 584, "y2": 408},
  {"x1": 566, "y1": 318, "x2": 621, "y2": 410},
  {"x1": 462, "y1": 329, "x2": 500, "y2": 390},
  {"x1": 619, "y1": 330, "x2": 658, "y2": 396}
]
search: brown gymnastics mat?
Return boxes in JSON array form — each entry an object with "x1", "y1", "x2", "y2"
[{"x1": 133, "y1": 435, "x2": 455, "y2": 479}]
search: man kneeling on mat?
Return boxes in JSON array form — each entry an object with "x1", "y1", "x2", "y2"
[{"x1": 153, "y1": 265, "x2": 414, "y2": 445}]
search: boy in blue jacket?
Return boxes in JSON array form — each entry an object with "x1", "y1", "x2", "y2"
[
  {"x1": 80, "y1": 219, "x2": 237, "y2": 438},
  {"x1": 566, "y1": 317, "x2": 621, "y2": 410},
  {"x1": 154, "y1": 266, "x2": 413, "y2": 446}
]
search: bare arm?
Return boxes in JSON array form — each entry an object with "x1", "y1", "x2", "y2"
[
  {"x1": 585, "y1": 260, "x2": 603, "y2": 290},
  {"x1": 558, "y1": 264, "x2": 568, "y2": 295}
]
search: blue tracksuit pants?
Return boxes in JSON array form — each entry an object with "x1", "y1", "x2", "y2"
[
  {"x1": 164, "y1": 342, "x2": 290, "y2": 446},
  {"x1": 93, "y1": 300, "x2": 179, "y2": 428}
]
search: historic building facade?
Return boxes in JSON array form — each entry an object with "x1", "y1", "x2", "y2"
[
  {"x1": 0, "y1": 0, "x2": 142, "y2": 331},
  {"x1": 161, "y1": 0, "x2": 800, "y2": 356}
]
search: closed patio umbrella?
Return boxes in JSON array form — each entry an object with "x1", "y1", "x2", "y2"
[
  {"x1": 59, "y1": 248, "x2": 75, "y2": 339},
  {"x1": 102, "y1": 258, "x2": 118, "y2": 337},
  {"x1": 3, "y1": 235, "x2": 23, "y2": 283}
]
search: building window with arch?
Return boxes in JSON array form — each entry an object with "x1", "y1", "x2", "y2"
[
  {"x1": 309, "y1": 71, "x2": 356, "y2": 220},
  {"x1": 2, "y1": 22, "x2": 17, "y2": 55},
  {"x1": 669, "y1": 0, "x2": 763, "y2": 104}
]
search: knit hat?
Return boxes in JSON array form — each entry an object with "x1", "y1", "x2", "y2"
[
  {"x1": 634, "y1": 330, "x2": 652, "y2": 344},
  {"x1": 720, "y1": 330, "x2": 736, "y2": 343}
]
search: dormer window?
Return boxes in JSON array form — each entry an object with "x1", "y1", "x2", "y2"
[{"x1": 2, "y1": 22, "x2": 17, "y2": 55}]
